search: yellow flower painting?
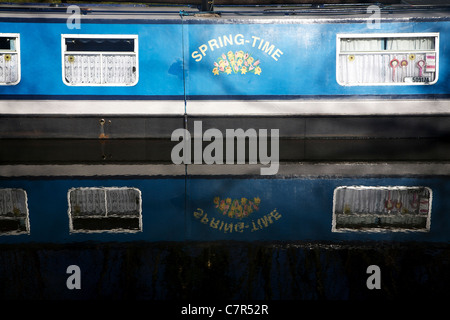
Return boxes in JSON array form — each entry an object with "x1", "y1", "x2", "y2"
[{"x1": 213, "y1": 51, "x2": 261, "y2": 75}]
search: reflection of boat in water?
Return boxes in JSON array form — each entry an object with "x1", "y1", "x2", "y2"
[
  {"x1": 1, "y1": 160, "x2": 450, "y2": 243},
  {"x1": 2, "y1": 159, "x2": 450, "y2": 300},
  {"x1": 1, "y1": 1, "x2": 450, "y2": 301}
]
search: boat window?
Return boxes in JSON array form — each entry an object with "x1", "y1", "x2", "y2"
[
  {"x1": 332, "y1": 186, "x2": 431, "y2": 232},
  {"x1": 62, "y1": 35, "x2": 138, "y2": 86},
  {"x1": 0, "y1": 34, "x2": 20, "y2": 85},
  {"x1": 336, "y1": 33, "x2": 439, "y2": 86},
  {"x1": 68, "y1": 187, "x2": 142, "y2": 233},
  {"x1": 0, "y1": 188, "x2": 30, "y2": 235}
]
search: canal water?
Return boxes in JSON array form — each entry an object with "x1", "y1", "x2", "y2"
[{"x1": 1, "y1": 138, "x2": 450, "y2": 302}]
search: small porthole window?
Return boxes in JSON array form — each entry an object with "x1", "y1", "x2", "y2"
[
  {"x1": 0, "y1": 33, "x2": 20, "y2": 85},
  {"x1": 62, "y1": 34, "x2": 138, "y2": 86},
  {"x1": 332, "y1": 186, "x2": 431, "y2": 232},
  {"x1": 0, "y1": 188, "x2": 30, "y2": 235},
  {"x1": 337, "y1": 33, "x2": 439, "y2": 86},
  {"x1": 68, "y1": 187, "x2": 142, "y2": 233}
]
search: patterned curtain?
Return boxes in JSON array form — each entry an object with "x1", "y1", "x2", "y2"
[{"x1": 338, "y1": 37, "x2": 436, "y2": 85}]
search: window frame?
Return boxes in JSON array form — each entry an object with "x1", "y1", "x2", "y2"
[
  {"x1": 0, "y1": 33, "x2": 21, "y2": 86},
  {"x1": 67, "y1": 186, "x2": 143, "y2": 234},
  {"x1": 0, "y1": 188, "x2": 30, "y2": 236},
  {"x1": 61, "y1": 34, "x2": 139, "y2": 87},
  {"x1": 336, "y1": 32, "x2": 439, "y2": 86},
  {"x1": 332, "y1": 185, "x2": 432, "y2": 233}
]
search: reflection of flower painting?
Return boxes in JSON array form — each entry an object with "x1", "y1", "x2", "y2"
[
  {"x1": 213, "y1": 50, "x2": 262, "y2": 75},
  {"x1": 214, "y1": 196, "x2": 260, "y2": 219}
]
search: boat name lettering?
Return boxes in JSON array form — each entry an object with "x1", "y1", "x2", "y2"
[{"x1": 191, "y1": 34, "x2": 284, "y2": 62}]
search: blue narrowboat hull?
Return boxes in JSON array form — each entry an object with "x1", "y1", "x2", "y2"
[
  {"x1": 0, "y1": 3, "x2": 450, "y2": 139},
  {"x1": 1, "y1": 3, "x2": 450, "y2": 303}
]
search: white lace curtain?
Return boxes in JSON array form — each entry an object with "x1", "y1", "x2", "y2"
[
  {"x1": 64, "y1": 53, "x2": 136, "y2": 85},
  {"x1": 69, "y1": 188, "x2": 140, "y2": 216},
  {"x1": 334, "y1": 187, "x2": 430, "y2": 215},
  {"x1": 340, "y1": 37, "x2": 435, "y2": 52},
  {"x1": 0, "y1": 53, "x2": 19, "y2": 84},
  {"x1": 0, "y1": 188, "x2": 27, "y2": 216}
]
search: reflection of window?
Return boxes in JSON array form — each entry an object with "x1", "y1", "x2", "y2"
[
  {"x1": 337, "y1": 33, "x2": 439, "y2": 86},
  {"x1": 0, "y1": 188, "x2": 29, "y2": 235},
  {"x1": 0, "y1": 33, "x2": 20, "y2": 85},
  {"x1": 68, "y1": 187, "x2": 142, "y2": 233},
  {"x1": 332, "y1": 186, "x2": 431, "y2": 232},
  {"x1": 62, "y1": 35, "x2": 138, "y2": 86}
]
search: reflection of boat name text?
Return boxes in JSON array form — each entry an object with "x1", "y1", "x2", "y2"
[{"x1": 193, "y1": 208, "x2": 282, "y2": 233}]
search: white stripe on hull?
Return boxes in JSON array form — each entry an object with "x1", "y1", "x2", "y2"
[
  {"x1": 0, "y1": 100, "x2": 185, "y2": 115},
  {"x1": 0, "y1": 99, "x2": 449, "y2": 116},
  {"x1": 187, "y1": 99, "x2": 450, "y2": 116}
]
